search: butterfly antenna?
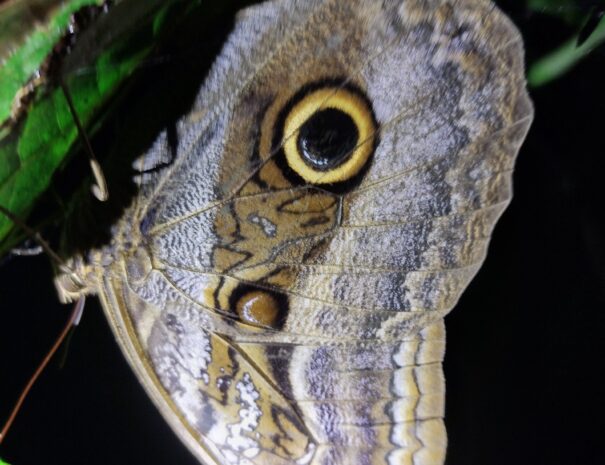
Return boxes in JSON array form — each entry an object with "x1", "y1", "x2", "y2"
[
  {"x1": 0, "y1": 296, "x2": 85, "y2": 445},
  {"x1": 0, "y1": 204, "x2": 70, "y2": 274},
  {"x1": 59, "y1": 77, "x2": 108, "y2": 202}
]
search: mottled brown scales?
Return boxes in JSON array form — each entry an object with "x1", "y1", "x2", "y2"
[{"x1": 55, "y1": 0, "x2": 532, "y2": 464}]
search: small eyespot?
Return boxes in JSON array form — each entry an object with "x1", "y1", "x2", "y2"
[
  {"x1": 231, "y1": 286, "x2": 288, "y2": 329},
  {"x1": 279, "y1": 83, "x2": 378, "y2": 185}
]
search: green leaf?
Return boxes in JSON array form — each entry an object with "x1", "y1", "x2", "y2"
[
  {"x1": 0, "y1": 0, "x2": 195, "y2": 256},
  {"x1": 528, "y1": 12, "x2": 605, "y2": 86},
  {"x1": 0, "y1": 457, "x2": 11, "y2": 465},
  {"x1": 0, "y1": 0, "x2": 103, "y2": 126}
]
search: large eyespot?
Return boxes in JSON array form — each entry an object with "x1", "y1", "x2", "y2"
[{"x1": 278, "y1": 82, "x2": 378, "y2": 186}]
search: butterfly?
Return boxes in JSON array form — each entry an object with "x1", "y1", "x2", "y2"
[{"x1": 6, "y1": 0, "x2": 534, "y2": 464}]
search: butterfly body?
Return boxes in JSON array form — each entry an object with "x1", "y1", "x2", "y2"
[{"x1": 55, "y1": 0, "x2": 533, "y2": 464}]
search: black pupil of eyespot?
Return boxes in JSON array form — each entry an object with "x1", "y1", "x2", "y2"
[{"x1": 297, "y1": 108, "x2": 359, "y2": 171}]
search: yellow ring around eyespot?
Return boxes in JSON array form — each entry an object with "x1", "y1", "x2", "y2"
[{"x1": 282, "y1": 87, "x2": 376, "y2": 184}]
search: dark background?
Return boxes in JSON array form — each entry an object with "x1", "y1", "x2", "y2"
[{"x1": 1, "y1": 1, "x2": 604, "y2": 465}]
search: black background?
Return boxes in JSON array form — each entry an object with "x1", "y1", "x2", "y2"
[{"x1": 1, "y1": 1, "x2": 604, "y2": 465}]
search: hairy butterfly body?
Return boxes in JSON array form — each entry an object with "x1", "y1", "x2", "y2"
[{"x1": 55, "y1": 0, "x2": 533, "y2": 464}]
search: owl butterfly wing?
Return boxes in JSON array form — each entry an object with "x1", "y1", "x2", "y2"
[{"x1": 92, "y1": 0, "x2": 532, "y2": 464}]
